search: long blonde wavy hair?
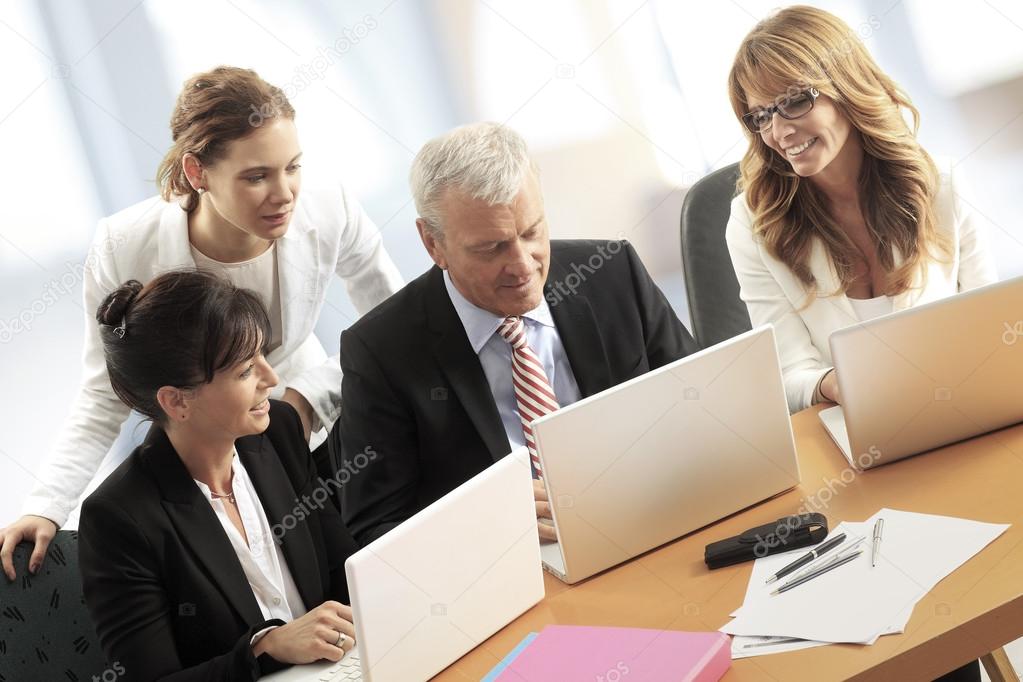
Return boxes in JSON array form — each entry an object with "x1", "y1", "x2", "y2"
[{"x1": 727, "y1": 5, "x2": 950, "y2": 298}]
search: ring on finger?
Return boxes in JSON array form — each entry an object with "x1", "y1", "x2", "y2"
[{"x1": 334, "y1": 630, "x2": 348, "y2": 649}]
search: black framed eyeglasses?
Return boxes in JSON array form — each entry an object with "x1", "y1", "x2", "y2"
[{"x1": 742, "y1": 87, "x2": 820, "y2": 134}]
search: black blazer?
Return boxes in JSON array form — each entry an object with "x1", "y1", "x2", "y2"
[
  {"x1": 78, "y1": 401, "x2": 359, "y2": 682},
  {"x1": 330, "y1": 240, "x2": 699, "y2": 545}
]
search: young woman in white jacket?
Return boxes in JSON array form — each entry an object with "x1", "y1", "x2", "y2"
[
  {"x1": 725, "y1": 7, "x2": 996, "y2": 414},
  {"x1": 0, "y1": 66, "x2": 403, "y2": 578}
]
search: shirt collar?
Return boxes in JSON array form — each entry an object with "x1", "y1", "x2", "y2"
[
  {"x1": 442, "y1": 270, "x2": 553, "y2": 354},
  {"x1": 192, "y1": 449, "x2": 240, "y2": 501}
]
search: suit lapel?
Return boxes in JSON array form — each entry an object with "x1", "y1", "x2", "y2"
[
  {"x1": 156, "y1": 201, "x2": 197, "y2": 271},
  {"x1": 142, "y1": 429, "x2": 264, "y2": 626},
  {"x1": 236, "y1": 434, "x2": 323, "y2": 611},
  {"x1": 546, "y1": 247, "x2": 611, "y2": 398},
  {"x1": 424, "y1": 268, "x2": 510, "y2": 462}
]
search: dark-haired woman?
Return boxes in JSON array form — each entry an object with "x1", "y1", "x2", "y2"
[
  {"x1": 1, "y1": 65, "x2": 403, "y2": 578},
  {"x1": 79, "y1": 270, "x2": 360, "y2": 681}
]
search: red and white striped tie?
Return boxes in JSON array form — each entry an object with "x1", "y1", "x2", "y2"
[{"x1": 497, "y1": 316, "x2": 560, "y2": 478}]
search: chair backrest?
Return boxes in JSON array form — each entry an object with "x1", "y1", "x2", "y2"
[
  {"x1": 0, "y1": 530, "x2": 110, "y2": 682},
  {"x1": 680, "y1": 162, "x2": 752, "y2": 348}
]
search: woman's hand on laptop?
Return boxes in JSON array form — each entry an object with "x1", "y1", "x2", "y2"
[
  {"x1": 820, "y1": 369, "x2": 843, "y2": 405},
  {"x1": 533, "y1": 480, "x2": 557, "y2": 542},
  {"x1": 252, "y1": 601, "x2": 356, "y2": 663},
  {"x1": 0, "y1": 514, "x2": 57, "y2": 581}
]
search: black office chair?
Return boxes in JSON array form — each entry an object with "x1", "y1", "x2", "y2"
[
  {"x1": 0, "y1": 530, "x2": 109, "y2": 681},
  {"x1": 679, "y1": 162, "x2": 752, "y2": 349}
]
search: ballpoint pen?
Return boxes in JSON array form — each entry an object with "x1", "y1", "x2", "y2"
[
  {"x1": 872, "y1": 518, "x2": 884, "y2": 567},
  {"x1": 765, "y1": 532, "x2": 847, "y2": 584},
  {"x1": 771, "y1": 549, "x2": 863, "y2": 595},
  {"x1": 782, "y1": 537, "x2": 865, "y2": 584}
]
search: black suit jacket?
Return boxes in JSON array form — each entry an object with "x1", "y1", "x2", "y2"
[
  {"x1": 330, "y1": 240, "x2": 698, "y2": 545},
  {"x1": 78, "y1": 401, "x2": 359, "y2": 682}
]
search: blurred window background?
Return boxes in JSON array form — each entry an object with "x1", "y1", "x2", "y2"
[{"x1": 2, "y1": 0, "x2": 1022, "y2": 524}]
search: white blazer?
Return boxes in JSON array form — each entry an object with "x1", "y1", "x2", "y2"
[
  {"x1": 726, "y1": 162, "x2": 997, "y2": 413},
  {"x1": 22, "y1": 185, "x2": 404, "y2": 527}
]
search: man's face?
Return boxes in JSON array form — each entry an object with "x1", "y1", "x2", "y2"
[{"x1": 418, "y1": 171, "x2": 550, "y2": 317}]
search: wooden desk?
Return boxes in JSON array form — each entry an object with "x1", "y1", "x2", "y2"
[{"x1": 434, "y1": 405, "x2": 1023, "y2": 681}]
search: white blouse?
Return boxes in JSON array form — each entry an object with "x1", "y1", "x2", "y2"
[
  {"x1": 847, "y1": 295, "x2": 894, "y2": 322},
  {"x1": 193, "y1": 451, "x2": 306, "y2": 624}
]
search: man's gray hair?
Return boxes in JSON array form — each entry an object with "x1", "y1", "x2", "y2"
[{"x1": 410, "y1": 122, "x2": 538, "y2": 236}]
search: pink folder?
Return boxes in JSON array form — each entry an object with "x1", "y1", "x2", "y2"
[{"x1": 495, "y1": 625, "x2": 731, "y2": 681}]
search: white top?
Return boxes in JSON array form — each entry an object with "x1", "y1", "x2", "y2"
[
  {"x1": 726, "y1": 160, "x2": 998, "y2": 413},
  {"x1": 442, "y1": 271, "x2": 581, "y2": 450},
  {"x1": 23, "y1": 185, "x2": 404, "y2": 527},
  {"x1": 192, "y1": 451, "x2": 306, "y2": 623},
  {"x1": 191, "y1": 242, "x2": 284, "y2": 352},
  {"x1": 847, "y1": 295, "x2": 894, "y2": 322}
]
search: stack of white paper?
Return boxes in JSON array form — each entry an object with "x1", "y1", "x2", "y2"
[{"x1": 721, "y1": 508, "x2": 1009, "y2": 658}]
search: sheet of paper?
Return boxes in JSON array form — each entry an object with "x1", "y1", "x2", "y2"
[
  {"x1": 720, "y1": 509, "x2": 1009, "y2": 645},
  {"x1": 725, "y1": 523, "x2": 912, "y2": 657}
]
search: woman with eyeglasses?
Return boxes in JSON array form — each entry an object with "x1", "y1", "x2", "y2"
[
  {"x1": 79, "y1": 270, "x2": 360, "y2": 680},
  {"x1": 0, "y1": 66, "x2": 403, "y2": 579},
  {"x1": 725, "y1": 6, "x2": 996, "y2": 415}
]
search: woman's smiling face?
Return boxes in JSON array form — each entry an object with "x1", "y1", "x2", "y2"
[{"x1": 745, "y1": 87, "x2": 856, "y2": 178}]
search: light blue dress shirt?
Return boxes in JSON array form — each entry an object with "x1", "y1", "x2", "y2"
[{"x1": 443, "y1": 271, "x2": 582, "y2": 450}]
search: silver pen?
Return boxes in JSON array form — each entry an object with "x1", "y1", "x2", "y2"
[
  {"x1": 783, "y1": 537, "x2": 865, "y2": 583},
  {"x1": 872, "y1": 518, "x2": 884, "y2": 567},
  {"x1": 771, "y1": 550, "x2": 863, "y2": 595}
]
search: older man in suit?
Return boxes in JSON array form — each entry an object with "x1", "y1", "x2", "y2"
[{"x1": 329, "y1": 122, "x2": 699, "y2": 545}]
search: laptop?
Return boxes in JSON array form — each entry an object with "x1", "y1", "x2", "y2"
[
  {"x1": 262, "y1": 447, "x2": 544, "y2": 682},
  {"x1": 533, "y1": 325, "x2": 800, "y2": 584},
  {"x1": 819, "y1": 275, "x2": 1023, "y2": 469}
]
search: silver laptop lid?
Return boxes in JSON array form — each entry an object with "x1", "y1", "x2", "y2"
[
  {"x1": 830, "y1": 274, "x2": 1023, "y2": 465},
  {"x1": 533, "y1": 325, "x2": 800, "y2": 583},
  {"x1": 344, "y1": 448, "x2": 543, "y2": 681}
]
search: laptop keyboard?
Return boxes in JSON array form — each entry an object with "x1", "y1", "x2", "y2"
[{"x1": 316, "y1": 654, "x2": 361, "y2": 681}]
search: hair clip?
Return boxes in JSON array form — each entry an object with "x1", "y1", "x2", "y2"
[{"x1": 113, "y1": 318, "x2": 127, "y2": 339}]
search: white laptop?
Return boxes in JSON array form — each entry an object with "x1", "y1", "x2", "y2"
[
  {"x1": 262, "y1": 447, "x2": 544, "y2": 682},
  {"x1": 533, "y1": 325, "x2": 800, "y2": 584},
  {"x1": 820, "y1": 274, "x2": 1023, "y2": 469}
]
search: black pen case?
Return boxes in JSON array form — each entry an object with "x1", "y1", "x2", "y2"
[{"x1": 704, "y1": 513, "x2": 828, "y2": 569}]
